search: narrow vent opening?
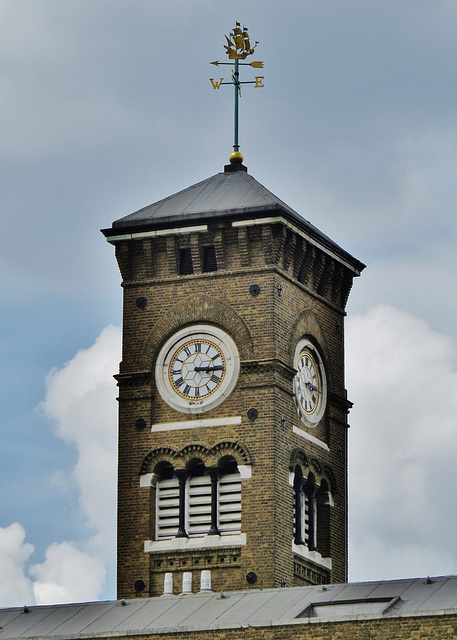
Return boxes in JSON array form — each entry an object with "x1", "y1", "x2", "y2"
[
  {"x1": 202, "y1": 246, "x2": 217, "y2": 272},
  {"x1": 179, "y1": 248, "x2": 194, "y2": 275}
]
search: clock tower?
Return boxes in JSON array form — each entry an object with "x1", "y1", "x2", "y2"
[{"x1": 102, "y1": 159, "x2": 364, "y2": 599}]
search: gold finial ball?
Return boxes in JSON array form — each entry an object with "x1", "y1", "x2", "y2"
[{"x1": 229, "y1": 150, "x2": 244, "y2": 164}]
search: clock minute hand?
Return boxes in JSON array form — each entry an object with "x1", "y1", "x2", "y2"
[
  {"x1": 305, "y1": 381, "x2": 319, "y2": 393},
  {"x1": 194, "y1": 365, "x2": 225, "y2": 372}
]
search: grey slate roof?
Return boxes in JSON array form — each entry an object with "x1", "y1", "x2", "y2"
[
  {"x1": 1, "y1": 576, "x2": 457, "y2": 638},
  {"x1": 101, "y1": 169, "x2": 365, "y2": 273}
]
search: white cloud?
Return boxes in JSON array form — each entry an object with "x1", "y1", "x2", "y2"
[
  {"x1": 0, "y1": 325, "x2": 120, "y2": 607},
  {"x1": 40, "y1": 324, "x2": 120, "y2": 555},
  {"x1": 347, "y1": 305, "x2": 457, "y2": 581},
  {"x1": 0, "y1": 523, "x2": 34, "y2": 607},
  {"x1": 30, "y1": 542, "x2": 106, "y2": 606}
]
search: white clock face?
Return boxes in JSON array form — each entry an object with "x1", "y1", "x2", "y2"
[
  {"x1": 293, "y1": 339, "x2": 327, "y2": 426},
  {"x1": 155, "y1": 325, "x2": 239, "y2": 414}
]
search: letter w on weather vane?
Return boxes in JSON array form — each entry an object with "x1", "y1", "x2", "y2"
[{"x1": 209, "y1": 22, "x2": 264, "y2": 164}]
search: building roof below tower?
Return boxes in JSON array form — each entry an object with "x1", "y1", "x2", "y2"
[{"x1": 1, "y1": 575, "x2": 457, "y2": 639}]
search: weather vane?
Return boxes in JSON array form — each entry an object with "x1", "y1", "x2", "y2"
[{"x1": 210, "y1": 23, "x2": 264, "y2": 166}]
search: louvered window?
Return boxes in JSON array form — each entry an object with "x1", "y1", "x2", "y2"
[
  {"x1": 154, "y1": 460, "x2": 243, "y2": 541},
  {"x1": 156, "y1": 476, "x2": 180, "y2": 540},
  {"x1": 187, "y1": 474, "x2": 212, "y2": 537},
  {"x1": 218, "y1": 471, "x2": 241, "y2": 535},
  {"x1": 294, "y1": 468, "x2": 322, "y2": 552}
]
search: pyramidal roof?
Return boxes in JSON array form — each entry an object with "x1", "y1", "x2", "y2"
[
  {"x1": 108, "y1": 169, "x2": 300, "y2": 230},
  {"x1": 102, "y1": 166, "x2": 364, "y2": 273}
]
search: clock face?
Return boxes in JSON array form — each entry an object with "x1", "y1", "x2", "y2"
[
  {"x1": 156, "y1": 325, "x2": 239, "y2": 414},
  {"x1": 169, "y1": 338, "x2": 226, "y2": 400},
  {"x1": 293, "y1": 339, "x2": 327, "y2": 426}
]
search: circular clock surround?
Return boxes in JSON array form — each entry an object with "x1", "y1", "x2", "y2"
[
  {"x1": 293, "y1": 338, "x2": 327, "y2": 427},
  {"x1": 155, "y1": 324, "x2": 240, "y2": 414}
]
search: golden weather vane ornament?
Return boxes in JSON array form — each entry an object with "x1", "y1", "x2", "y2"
[{"x1": 210, "y1": 22, "x2": 264, "y2": 165}]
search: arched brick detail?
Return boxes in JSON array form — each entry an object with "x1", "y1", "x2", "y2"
[
  {"x1": 139, "y1": 447, "x2": 181, "y2": 475},
  {"x1": 289, "y1": 448, "x2": 337, "y2": 494},
  {"x1": 140, "y1": 441, "x2": 253, "y2": 475},
  {"x1": 179, "y1": 443, "x2": 211, "y2": 466},
  {"x1": 208, "y1": 441, "x2": 252, "y2": 467},
  {"x1": 140, "y1": 294, "x2": 254, "y2": 369},
  {"x1": 310, "y1": 457, "x2": 323, "y2": 473},
  {"x1": 289, "y1": 448, "x2": 310, "y2": 471},
  {"x1": 289, "y1": 308, "x2": 328, "y2": 367}
]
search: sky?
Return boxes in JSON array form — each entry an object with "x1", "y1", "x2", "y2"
[{"x1": 1, "y1": 0, "x2": 457, "y2": 606}]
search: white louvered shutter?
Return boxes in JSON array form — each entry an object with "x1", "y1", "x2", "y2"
[
  {"x1": 303, "y1": 492, "x2": 310, "y2": 547},
  {"x1": 187, "y1": 474, "x2": 212, "y2": 537},
  {"x1": 156, "y1": 477, "x2": 180, "y2": 539},
  {"x1": 218, "y1": 472, "x2": 241, "y2": 535}
]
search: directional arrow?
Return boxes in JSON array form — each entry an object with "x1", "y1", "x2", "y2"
[{"x1": 211, "y1": 60, "x2": 264, "y2": 68}]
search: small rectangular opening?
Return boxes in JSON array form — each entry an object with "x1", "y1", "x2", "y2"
[
  {"x1": 202, "y1": 246, "x2": 217, "y2": 272},
  {"x1": 179, "y1": 248, "x2": 194, "y2": 275}
]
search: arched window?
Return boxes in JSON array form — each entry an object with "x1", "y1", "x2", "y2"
[
  {"x1": 294, "y1": 466, "x2": 332, "y2": 554},
  {"x1": 154, "y1": 456, "x2": 242, "y2": 541}
]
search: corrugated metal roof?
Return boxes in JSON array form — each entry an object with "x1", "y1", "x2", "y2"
[{"x1": 1, "y1": 576, "x2": 457, "y2": 638}]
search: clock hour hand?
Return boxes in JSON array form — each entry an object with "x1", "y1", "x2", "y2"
[
  {"x1": 194, "y1": 365, "x2": 224, "y2": 372},
  {"x1": 305, "y1": 381, "x2": 319, "y2": 393}
]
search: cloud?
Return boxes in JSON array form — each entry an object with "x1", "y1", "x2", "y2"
[
  {"x1": 0, "y1": 524, "x2": 34, "y2": 607},
  {"x1": 30, "y1": 542, "x2": 106, "y2": 606},
  {"x1": 0, "y1": 325, "x2": 120, "y2": 607},
  {"x1": 347, "y1": 305, "x2": 457, "y2": 581},
  {"x1": 39, "y1": 324, "x2": 120, "y2": 556}
]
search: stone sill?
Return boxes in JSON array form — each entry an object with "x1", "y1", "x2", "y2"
[
  {"x1": 145, "y1": 533, "x2": 246, "y2": 553},
  {"x1": 292, "y1": 542, "x2": 332, "y2": 570}
]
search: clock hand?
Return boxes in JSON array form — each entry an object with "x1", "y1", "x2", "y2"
[
  {"x1": 194, "y1": 365, "x2": 225, "y2": 372},
  {"x1": 305, "y1": 381, "x2": 319, "y2": 393}
]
